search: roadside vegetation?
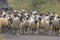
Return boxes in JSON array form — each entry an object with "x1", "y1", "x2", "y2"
[{"x1": 8, "y1": 0, "x2": 60, "y2": 15}]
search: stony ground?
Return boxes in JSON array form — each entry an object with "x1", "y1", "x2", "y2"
[{"x1": 1, "y1": 33, "x2": 60, "y2": 40}]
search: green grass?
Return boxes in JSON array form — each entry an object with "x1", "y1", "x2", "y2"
[
  {"x1": 8, "y1": 0, "x2": 60, "y2": 15},
  {"x1": 8, "y1": 0, "x2": 33, "y2": 10}
]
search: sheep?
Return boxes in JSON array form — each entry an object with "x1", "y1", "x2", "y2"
[{"x1": 0, "y1": 17, "x2": 9, "y2": 33}]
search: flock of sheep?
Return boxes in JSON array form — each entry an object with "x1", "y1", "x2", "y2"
[{"x1": 0, "y1": 9, "x2": 60, "y2": 36}]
